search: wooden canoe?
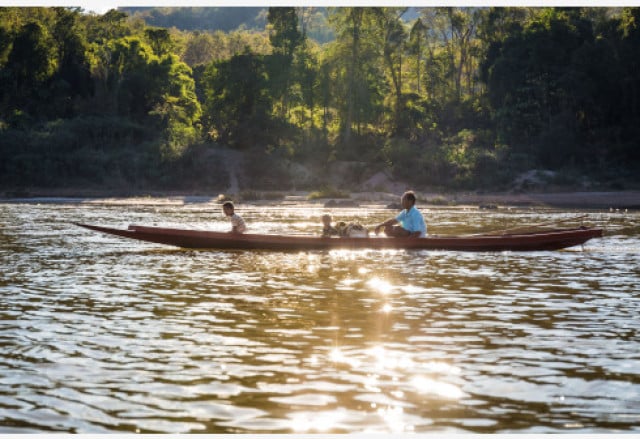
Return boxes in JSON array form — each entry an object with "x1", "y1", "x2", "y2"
[{"x1": 75, "y1": 223, "x2": 603, "y2": 252}]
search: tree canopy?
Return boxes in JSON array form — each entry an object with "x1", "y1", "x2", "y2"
[{"x1": 1, "y1": 7, "x2": 639, "y2": 193}]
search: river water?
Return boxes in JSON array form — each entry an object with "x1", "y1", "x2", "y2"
[{"x1": 0, "y1": 198, "x2": 638, "y2": 433}]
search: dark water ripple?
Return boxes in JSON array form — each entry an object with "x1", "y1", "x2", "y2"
[{"x1": 0, "y1": 201, "x2": 639, "y2": 433}]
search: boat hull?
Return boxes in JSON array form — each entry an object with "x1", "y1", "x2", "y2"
[{"x1": 75, "y1": 223, "x2": 603, "y2": 252}]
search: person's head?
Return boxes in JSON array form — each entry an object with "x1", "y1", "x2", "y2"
[
  {"x1": 322, "y1": 214, "x2": 332, "y2": 227},
  {"x1": 401, "y1": 191, "x2": 416, "y2": 209},
  {"x1": 222, "y1": 201, "x2": 235, "y2": 216}
]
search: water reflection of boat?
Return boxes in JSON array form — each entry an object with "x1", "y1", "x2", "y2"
[{"x1": 75, "y1": 223, "x2": 602, "y2": 252}]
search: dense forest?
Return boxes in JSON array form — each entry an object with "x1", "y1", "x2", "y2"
[{"x1": 1, "y1": 7, "x2": 639, "y2": 195}]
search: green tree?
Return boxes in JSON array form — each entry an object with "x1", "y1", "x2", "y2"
[
  {"x1": 603, "y1": 7, "x2": 640, "y2": 167},
  {"x1": 1, "y1": 20, "x2": 56, "y2": 118},
  {"x1": 181, "y1": 31, "x2": 219, "y2": 66},
  {"x1": 83, "y1": 9, "x2": 131, "y2": 44},
  {"x1": 147, "y1": 54, "x2": 202, "y2": 156},
  {"x1": 267, "y1": 7, "x2": 302, "y2": 57},
  {"x1": 144, "y1": 27, "x2": 173, "y2": 56},
  {"x1": 50, "y1": 7, "x2": 92, "y2": 117},
  {"x1": 372, "y1": 8, "x2": 408, "y2": 135},
  {"x1": 482, "y1": 8, "x2": 601, "y2": 168},
  {"x1": 267, "y1": 7, "x2": 303, "y2": 119},
  {"x1": 326, "y1": 7, "x2": 385, "y2": 146},
  {"x1": 283, "y1": 37, "x2": 319, "y2": 140},
  {"x1": 618, "y1": 8, "x2": 640, "y2": 124},
  {"x1": 202, "y1": 51, "x2": 273, "y2": 148},
  {"x1": 88, "y1": 33, "x2": 200, "y2": 153},
  {"x1": 101, "y1": 37, "x2": 155, "y2": 117},
  {"x1": 408, "y1": 17, "x2": 427, "y2": 96}
]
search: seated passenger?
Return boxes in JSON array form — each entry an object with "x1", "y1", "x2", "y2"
[
  {"x1": 222, "y1": 201, "x2": 247, "y2": 234},
  {"x1": 374, "y1": 190, "x2": 427, "y2": 238},
  {"x1": 321, "y1": 214, "x2": 339, "y2": 237}
]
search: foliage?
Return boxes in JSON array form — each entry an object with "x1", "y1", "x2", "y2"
[
  {"x1": 308, "y1": 186, "x2": 350, "y2": 199},
  {"x1": 481, "y1": 7, "x2": 640, "y2": 175},
  {"x1": 0, "y1": 116, "x2": 158, "y2": 188},
  {"x1": 1, "y1": 6, "x2": 639, "y2": 194},
  {"x1": 201, "y1": 51, "x2": 274, "y2": 148}
]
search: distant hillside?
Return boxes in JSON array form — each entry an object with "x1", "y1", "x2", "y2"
[
  {"x1": 120, "y1": 7, "x2": 336, "y2": 43},
  {"x1": 119, "y1": 7, "x2": 425, "y2": 43},
  {"x1": 120, "y1": 7, "x2": 267, "y2": 32}
]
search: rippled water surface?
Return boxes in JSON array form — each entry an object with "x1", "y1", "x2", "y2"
[{"x1": 1, "y1": 199, "x2": 639, "y2": 433}]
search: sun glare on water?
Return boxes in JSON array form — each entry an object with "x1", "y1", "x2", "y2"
[
  {"x1": 289, "y1": 409, "x2": 349, "y2": 433},
  {"x1": 367, "y1": 277, "x2": 394, "y2": 295},
  {"x1": 329, "y1": 347, "x2": 362, "y2": 368},
  {"x1": 410, "y1": 376, "x2": 466, "y2": 399}
]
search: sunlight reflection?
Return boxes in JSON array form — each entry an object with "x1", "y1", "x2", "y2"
[
  {"x1": 329, "y1": 348, "x2": 361, "y2": 368},
  {"x1": 329, "y1": 249, "x2": 360, "y2": 260},
  {"x1": 424, "y1": 361, "x2": 462, "y2": 375},
  {"x1": 289, "y1": 409, "x2": 348, "y2": 433},
  {"x1": 381, "y1": 303, "x2": 393, "y2": 313},
  {"x1": 364, "y1": 374, "x2": 381, "y2": 393},
  {"x1": 377, "y1": 405, "x2": 413, "y2": 433},
  {"x1": 410, "y1": 376, "x2": 466, "y2": 399},
  {"x1": 308, "y1": 355, "x2": 319, "y2": 366},
  {"x1": 367, "y1": 277, "x2": 394, "y2": 295},
  {"x1": 367, "y1": 346, "x2": 413, "y2": 371},
  {"x1": 307, "y1": 254, "x2": 321, "y2": 273},
  {"x1": 366, "y1": 345, "x2": 463, "y2": 378},
  {"x1": 340, "y1": 278, "x2": 361, "y2": 287}
]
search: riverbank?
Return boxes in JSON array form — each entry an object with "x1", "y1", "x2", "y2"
[{"x1": 1, "y1": 188, "x2": 639, "y2": 210}]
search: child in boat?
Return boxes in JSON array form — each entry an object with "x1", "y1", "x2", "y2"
[
  {"x1": 321, "y1": 214, "x2": 339, "y2": 237},
  {"x1": 222, "y1": 201, "x2": 246, "y2": 234},
  {"x1": 374, "y1": 190, "x2": 427, "y2": 238}
]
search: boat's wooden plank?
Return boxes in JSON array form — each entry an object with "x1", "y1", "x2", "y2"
[{"x1": 75, "y1": 223, "x2": 602, "y2": 252}]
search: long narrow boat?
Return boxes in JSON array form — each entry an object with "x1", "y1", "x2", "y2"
[{"x1": 75, "y1": 223, "x2": 602, "y2": 252}]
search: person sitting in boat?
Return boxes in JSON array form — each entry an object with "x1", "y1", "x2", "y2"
[
  {"x1": 321, "y1": 214, "x2": 340, "y2": 237},
  {"x1": 222, "y1": 201, "x2": 246, "y2": 234},
  {"x1": 374, "y1": 190, "x2": 427, "y2": 238}
]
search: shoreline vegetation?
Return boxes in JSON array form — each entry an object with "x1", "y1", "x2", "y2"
[
  {"x1": 1, "y1": 8, "x2": 639, "y2": 208},
  {"x1": 3, "y1": 147, "x2": 638, "y2": 209}
]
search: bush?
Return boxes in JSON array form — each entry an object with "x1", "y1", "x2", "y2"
[{"x1": 308, "y1": 186, "x2": 350, "y2": 200}]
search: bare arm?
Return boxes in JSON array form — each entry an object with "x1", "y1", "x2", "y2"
[{"x1": 374, "y1": 218, "x2": 398, "y2": 235}]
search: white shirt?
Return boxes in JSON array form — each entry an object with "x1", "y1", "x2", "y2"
[{"x1": 230, "y1": 213, "x2": 246, "y2": 233}]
